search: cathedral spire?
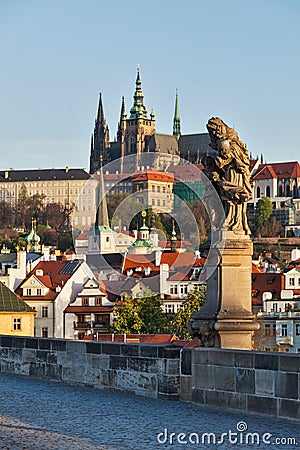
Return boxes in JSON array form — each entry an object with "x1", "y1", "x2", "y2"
[
  {"x1": 173, "y1": 89, "x2": 181, "y2": 140},
  {"x1": 95, "y1": 157, "x2": 110, "y2": 230},
  {"x1": 120, "y1": 96, "x2": 127, "y2": 122},
  {"x1": 97, "y1": 92, "x2": 105, "y2": 124},
  {"x1": 129, "y1": 66, "x2": 148, "y2": 119}
]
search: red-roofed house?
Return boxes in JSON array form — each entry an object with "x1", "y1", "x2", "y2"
[
  {"x1": 131, "y1": 170, "x2": 174, "y2": 213},
  {"x1": 250, "y1": 160, "x2": 300, "y2": 227},
  {"x1": 64, "y1": 278, "x2": 114, "y2": 340},
  {"x1": 252, "y1": 161, "x2": 300, "y2": 201},
  {"x1": 16, "y1": 260, "x2": 95, "y2": 338}
]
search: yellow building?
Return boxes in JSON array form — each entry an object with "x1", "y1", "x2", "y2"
[
  {"x1": 0, "y1": 282, "x2": 36, "y2": 336},
  {"x1": 0, "y1": 167, "x2": 97, "y2": 230}
]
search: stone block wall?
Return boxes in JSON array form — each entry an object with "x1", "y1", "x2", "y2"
[
  {"x1": 191, "y1": 348, "x2": 299, "y2": 421},
  {"x1": 0, "y1": 336, "x2": 299, "y2": 420},
  {"x1": 0, "y1": 336, "x2": 181, "y2": 399}
]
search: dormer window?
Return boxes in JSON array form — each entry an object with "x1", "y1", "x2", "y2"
[
  {"x1": 82, "y1": 297, "x2": 89, "y2": 306},
  {"x1": 95, "y1": 297, "x2": 102, "y2": 306},
  {"x1": 26, "y1": 289, "x2": 32, "y2": 296}
]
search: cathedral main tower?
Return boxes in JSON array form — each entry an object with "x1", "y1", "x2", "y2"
[{"x1": 117, "y1": 67, "x2": 156, "y2": 162}]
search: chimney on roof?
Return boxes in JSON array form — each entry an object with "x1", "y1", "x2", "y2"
[
  {"x1": 9, "y1": 168, "x2": 14, "y2": 171},
  {"x1": 160, "y1": 263, "x2": 169, "y2": 296},
  {"x1": 65, "y1": 166, "x2": 69, "y2": 173}
]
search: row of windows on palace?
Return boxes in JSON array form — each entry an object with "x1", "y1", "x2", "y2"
[
  {"x1": 264, "y1": 323, "x2": 300, "y2": 337},
  {"x1": 256, "y1": 184, "x2": 300, "y2": 198}
]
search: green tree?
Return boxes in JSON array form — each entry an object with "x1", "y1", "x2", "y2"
[
  {"x1": 57, "y1": 231, "x2": 73, "y2": 252},
  {"x1": 112, "y1": 289, "x2": 168, "y2": 334},
  {"x1": 14, "y1": 185, "x2": 45, "y2": 229},
  {"x1": 257, "y1": 216, "x2": 284, "y2": 238},
  {"x1": 42, "y1": 203, "x2": 69, "y2": 230},
  {"x1": 0, "y1": 201, "x2": 13, "y2": 228},
  {"x1": 171, "y1": 287, "x2": 206, "y2": 339},
  {"x1": 255, "y1": 197, "x2": 273, "y2": 229}
]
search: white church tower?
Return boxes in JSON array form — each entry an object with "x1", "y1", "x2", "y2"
[{"x1": 88, "y1": 160, "x2": 116, "y2": 254}]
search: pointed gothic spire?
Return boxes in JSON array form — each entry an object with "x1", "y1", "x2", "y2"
[
  {"x1": 120, "y1": 96, "x2": 127, "y2": 122},
  {"x1": 97, "y1": 93, "x2": 105, "y2": 124},
  {"x1": 129, "y1": 66, "x2": 148, "y2": 119},
  {"x1": 95, "y1": 157, "x2": 110, "y2": 230},
  {"x1": 173, "y1": 89, "x2": 181, "y2": 140}
]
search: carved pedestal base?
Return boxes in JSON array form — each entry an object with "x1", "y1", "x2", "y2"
[{"x1": 189, "y1": 231, "x2": 259, "y2": 350}]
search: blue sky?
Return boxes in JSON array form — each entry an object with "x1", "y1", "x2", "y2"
[{"x1": 0, "y1": 0, "x2": 299, "y2": 170}]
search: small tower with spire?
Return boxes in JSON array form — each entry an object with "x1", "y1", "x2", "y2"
[
  {"x1": 173, "y1": 89, "x2": 181, "y2": 140},
  {"x1": 88, "y1": 157, "x2": 116, "y2": 254},
  {"x1": 89, "y1": 93, "x2": 110, "y2": 174},
  {"x1": 26, "y1": 219, "x2": 41, "y2": 253}
]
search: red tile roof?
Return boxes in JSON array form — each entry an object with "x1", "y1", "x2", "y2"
[
  {"x1": 168, "y1": 270, "x2": 190, "y2": 281},
  {"x1": 35, "y1": 275, "x2": 53, "y2": 288},
  {"x1": 64, "y1": 306, "x2": 113, "y2": 313},
  {"x1": 86, "y1": 333, "x2": 179, "y2": 344},
  {"x1": 171, "y1": 337, "x2": 200, "y2": 348},
  {"x1": 16, "y1": 260, "x2": 82, "y2": 301},
  {"x1": 131, "y1": 170, "x2": 174, "y2": 183},
  {"x1": 252, "y1": 165, "x2": 277, "y2": 180},
  {"x1": 253, "y1": 161, "x2": 300, "y2": 180},
  {"x1": 252, "y1": 272, "x2": 284, "y2": 305},
  {"x1": 252, "y1": 263, "x2": 264, "y2": 273},
  {"x1": 122, "y1": 251, "x2": 195, "y2": 274}
]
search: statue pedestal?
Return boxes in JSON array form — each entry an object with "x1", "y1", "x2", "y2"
[{"x1": 189, "y1": 231, "x2": 259, "y2": 350}]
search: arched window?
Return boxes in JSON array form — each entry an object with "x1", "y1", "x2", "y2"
[
  {"x1": 257, "y1": 186, "x2": 261, "y2": 198},
  {"x1": 278, "y1": 182, "x2": 283, "y2": 197},
  {"x1": 266, "y1": 186, "x2": 271, "y2": 197}
]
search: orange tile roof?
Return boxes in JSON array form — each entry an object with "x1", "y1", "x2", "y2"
[
  {"x1": 64, "y1": 306, "x2": 114, "y2": 313},
  {"x1": 252, "y1": 164, "x2": 277, "y2": 180},
  {"x1": 89, "y1": 333, "x2": 178, "y2": 344},
  {"x1": 172, "y1": 337, "x2": 200, "y2": 348},
  {"x1": 252, "y1": 263, "x2": 264, "y2": 273},
  {"x1": 35, "y1": 275, "x2": 53, "y2": 288},
  {"x1": 16, "y1": 260, "x2": 82, "y2": 301},
  {"x1": 122, "y1": 251, "x2": 195, "y2": 274},
  {"x1": 253, "y1": 161, "x2": 300, "y2": 180},
  {"x1": 131, "y1": 170, "x2": 174, "y2": 183}
]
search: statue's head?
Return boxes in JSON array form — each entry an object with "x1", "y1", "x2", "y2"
[{"x1": 206, "y1": 117, "x2": 227, "y2": 139}]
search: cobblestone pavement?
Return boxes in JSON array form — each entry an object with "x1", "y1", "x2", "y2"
[{"x1": 0, "y1": 373, "x2": 298, "y2": 450}]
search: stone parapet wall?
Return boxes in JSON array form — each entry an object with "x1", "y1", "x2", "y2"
[
  {"x1": 191, "y1": 348, "x2": 299, "y2": 421},
  {"x1": 0, "y1": 336, "x2": 181, "y2": 399},
  {"x1": 0, "y1": 336, "x2": 299, "y2": 420}
]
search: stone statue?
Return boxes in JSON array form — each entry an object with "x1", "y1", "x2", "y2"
[{"x1": 204, "y1": 117, "x2": 252, "y2": 234}]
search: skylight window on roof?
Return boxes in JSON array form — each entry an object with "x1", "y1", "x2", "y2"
[{"x1": 59, "y1": 261, "x2": 80, "y2": 274}]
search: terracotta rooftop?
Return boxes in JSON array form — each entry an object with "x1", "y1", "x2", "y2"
[
  {"x1": 84, "y1": 333, "x2": 179, "y2": 344},
  {"x1": 253, "y1": 161, "x2": 300, "y2": 180},
  {"x1": 16, "y1": 260, "x2": 82, "y2": 301},
  {"x1": 131, "y1": 170, "x2": 174, "y2": 183},
  {"x1": 252, "y1": 164, "x2": 278, "y2": 180}
]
